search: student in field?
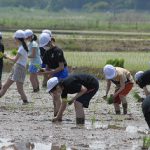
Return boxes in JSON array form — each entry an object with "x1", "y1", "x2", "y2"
[
  {"x1": 134, "y1": 70, "x2": 150, "y2": 128},
  {"x1": 103, "y1": 64, "x2": 134, "y2": 114},
  {"x1": 134, "y1": 70, "x2": 150, "y2": 96},
  {"x1": 40, "y1": 29, "x2": 55, "y2": 87},
  {"x1": 0, "y1": 30, "x2": 29, "y2": 104},
  {"x1": 39, "y1": 33, "x2": 69, "y2": 116},
  {"x1": 0, "y1": 32, "x2": 5, "y2": 89},
  {"x1": 25, "y1": 29, "x2": 42, "y2": 92},
  {"x1": 47, "y1": 74, "x2": 99, "y2": 124}
]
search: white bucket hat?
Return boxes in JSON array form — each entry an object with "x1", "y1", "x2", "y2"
[
  {"x1": 47, "y1": 77, "x2": 59, "y2": 92},
  {"x1": 134, "y1": 71, "x2": 144, "y2": 81},
  {"x1": 14, "y1": 30, "x2": 25, "y2": 39},
  {"x1": 42, "y1": 29, "x2": 52, "y2": 37},
  {"x1": 39, "y1": 33, "x2": 51, "y2": 47},
  {"x1": 25, "y1": 29, "x2": 33, "y2": 38},
  {"x1": 103, "y1": 64, "x2": 117, "y2": 79}
]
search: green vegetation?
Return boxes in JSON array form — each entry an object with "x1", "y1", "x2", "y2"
[
  {"x1": 143, "y1": 136, "x2": 150, "y2": 149},
  {"x1": 106, "y1": 59, "x2": 124, "y2": 68},
  {"x1": 11, "y1": 49, "x2": 17, "y2": 56},
  {"x1": 1, "y1": 8, "x2": 150, "y2": 31},
  {"x1": 65, "y1": 51, "x2": 150, "y2": 72},
  {"x1": 107, "y1": 95, "x2": 114, "y2": 104},
  {"x1": 133, "y1": 91, "x2": 141, "y2": 102}
]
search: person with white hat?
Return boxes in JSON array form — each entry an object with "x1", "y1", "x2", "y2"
[
  {"x1": 25, "y1": 29, "x2": 42, "y2": 92},
  {"x1": 0, "y1": 32, "x2": 5, "y2": 89},
  {"x1": 103, "y1": 64, "x2": 134, "y2": 114},
  {"x1": 40, "y1": 29, "x2": 55, "y2": 87},
  {"x1": 134, "y1": 70, "x2": 150, "y2": 96},
  {"x1": 47, "y1": 74, "x2": 99, "y2": 124},
  {"x1": 0, "y1": 30, "x2": 29, "y2": 104}
]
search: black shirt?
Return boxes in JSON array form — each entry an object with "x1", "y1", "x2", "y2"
[
  {"x1": 42, "y1": 46, "x2": 67, "y2": 69},
  {"x1": 0, "y1": 43, "x2": 4, "y2": 61},
  {"x1": 138, "y1": 70, "x2": 150, "y2": 88},
  {"x1": 61, "y1": 74, "x2": 99, "y2": 98}
]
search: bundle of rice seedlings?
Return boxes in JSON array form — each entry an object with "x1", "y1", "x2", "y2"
[{"x1": 107, "y1": 95, "x2": 114, "y2": 104}]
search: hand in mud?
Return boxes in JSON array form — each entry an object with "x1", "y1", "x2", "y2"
[
  {"x1": 68, "y1": 100, "x2": 74, "y2": 105},
  {"x1": 52, "y1": 117, "x2": 62, "y2": 122},
  {"x1": 102, "y1": 95, "x2": 107, "y2": 100}
]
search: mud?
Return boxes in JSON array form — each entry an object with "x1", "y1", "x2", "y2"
[{"x1": 0, "y1": 72, "x2": 149, "y2": 150}]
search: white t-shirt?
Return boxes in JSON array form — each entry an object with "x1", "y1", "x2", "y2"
[{"x1": 16, "y1": 45, "x2": 28, "y2": 67}]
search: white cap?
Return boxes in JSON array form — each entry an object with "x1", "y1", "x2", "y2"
[
  {"x1": 0, "y1": 32, "x2": 2, "y2": 37},
  {"x1": 42, "y1": 29, "x2": 52, "y2": 37},
  {"x1": 14, "y1": 30, "x2": 25, "y2": 39},
  {"x1": 39, "y1": 33, "x2": 51, "y2": 47},
  {"x1": 47, "y1": 77, "x2": 59, "y2": 92},
  {"x1": 103, "y1": 64, "x2": 117, "y2": 79},
  {"x1": 25, "y1": 29, "x2": 33, "y2": 38},
  {"x1": 134, "y1": 71, "x2": 144, "y2": 81}
]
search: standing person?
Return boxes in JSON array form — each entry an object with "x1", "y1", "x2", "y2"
[
  {"x1": 47, "y1": 74, "x2": 99, "y2": 124},
  {"x1": 25, "y1": 29, "x2": 42, "y2": 92},
  {"x1": 40, "y1": 30, "x2": 52, "y2": 87},
  {"x1": 39, "y1": 33, "x2": 69, "y2": 116},
  {"x1": 103, "y1": 64, "x2": 134, "y2": 114},
  {"x1": 0, "y1": 30, "x2": 28, "y2": 104},
  {"x1": 0, "y1": 32, "x2": 4, "y2": 89}
]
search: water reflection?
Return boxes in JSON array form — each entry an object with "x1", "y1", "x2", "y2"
[{"x1": 0, "y1": 139, "x2": 76, "y2": 150}]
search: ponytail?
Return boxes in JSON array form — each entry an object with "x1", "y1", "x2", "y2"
[
  {"x1": 18, "y1": 38, "x2": 28, "y2": 52},
  {"x1": 31, "y1": 34, "x2": 37, "y2": 42}
]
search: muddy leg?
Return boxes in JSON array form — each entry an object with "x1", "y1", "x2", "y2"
[
  {"x1": 74, "y1": 101, "x2": 85, "y2": 124},
  {"x1": 114, "y1": 103, "x2": 121, "y2": 114},
  {"x1": 120, "y1": 95, "x2": 128, "y2": 114}
]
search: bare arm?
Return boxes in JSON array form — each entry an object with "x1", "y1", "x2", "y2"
[
  {"x1": 143, "y1": 86, "x2": 150, "y2": 96},
  {"x1": 6, "y1": 53, "x2": 20, "y2": 63},
  {"x1": 105, "y1": 80, "x2": 111, "y2": 96},
  {"x1": 28, "y1": 48, "x2": 36, "y2": 58}
]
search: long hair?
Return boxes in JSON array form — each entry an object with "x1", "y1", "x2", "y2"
[
  {"x1": 31, "y1": 34, "x2": 37, "y2": 42},
  {"x1": 18, "y1": 38, "x2": 28, "y2": 52}
]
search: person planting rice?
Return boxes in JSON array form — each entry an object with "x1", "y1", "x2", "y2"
[
  {"x1": 38, "y1": 33, "x2": 69, "y2": 116},
  {"x1": 135, "y1": 70, "x2": 150, "y2": 128},
  {"x1": 47, "y1": 74, "x2": 99, "y2": 124},
  {"x1": 25, "y1": 29, "x2": 42, "y2": 92},
  {"x1": 0, "y1": 32, "x2": 4, "y2": 89},
  {"x1": 39, "y1": 29, "x2": 55, "y2": 87},
  {"x1": 0, "y1": 30, "x2": 29, "y2": 104},
  {"x1": 103, "y1": 64, "x2": 134, "y2": 114}
]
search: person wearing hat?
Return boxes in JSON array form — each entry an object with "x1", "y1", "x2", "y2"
[
  {"x1": 103, "y1": 64, "x2": 134, "y2": 114},
  {"x1": 134, "y1": 70, "x2": 150, "y2": 96},
  {"x1": 40, "y1": 30, "x2": 55, "y2": 87},
  {"x1": 38, "y1": 33, "x2": 69, "y2": 112},
  {"x1": 135, "y1": 70, "x2": 150, "y2": 128},
  {"x1": 0, "y1": 30, "x2": 29, "y2": 104},
  {"x1": 25, "y1": 29, "x2": 42, "y2": 92},
  {"x1": 47, "y1": 74, "x2": 99, "y2": 124},
  {"x1": 0, "y1": 32, "x2": 5, "y2": 89}
]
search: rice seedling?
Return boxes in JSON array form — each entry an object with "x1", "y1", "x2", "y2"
[
  {"x1": 107, "y1": 95, "x2": 114, "y2": 104},
  {"x1": 133, "y1": 91, "x2": 142, "y2": 102},
  {"x1": 11, "y1": 49, "x2": 17, "y2": 56},
  {"x1": 143, "y1": 136, "x2": 150, "y2": 149}
]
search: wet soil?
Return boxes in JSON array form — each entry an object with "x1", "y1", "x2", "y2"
[{"x1": 0, "y1": 72, "x2": 149, "y2": 150}]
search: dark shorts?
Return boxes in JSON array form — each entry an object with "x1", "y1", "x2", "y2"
[
  {"x1": 76, "y1": 79, "x2": 99, "y2": 108},
  {"x1": 142, "y1": 96, "x2": 150, "y2": 128}
]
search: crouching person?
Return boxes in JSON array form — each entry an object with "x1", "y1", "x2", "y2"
[
  {"x1": 134, "y1": 70, "x2": 150, "y2": 96},
  {"x1": 47, "y1": 74, "x2": 99, "y2": 124},
  {"x1": 142, "y1": 96, "x2": 150, "y2": 129},
  {"x1": 103, "y1": 65, "x2": 134, "y2": 115}
]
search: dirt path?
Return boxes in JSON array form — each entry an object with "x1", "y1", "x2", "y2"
[{"x1": 0, "y1": 73, "x2": 149, "y2": 150}]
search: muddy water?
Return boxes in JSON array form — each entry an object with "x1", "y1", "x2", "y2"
[{"x1": 0, "y1": 73, "x2": 149, "y2": 150}]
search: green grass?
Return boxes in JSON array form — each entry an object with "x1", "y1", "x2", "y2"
[
  {"x1": 65, "y1": 51, "x2": 150, "y2": 71},
  {"x1": 1, "y1": 7, "x2": 150, "y2": 31}
]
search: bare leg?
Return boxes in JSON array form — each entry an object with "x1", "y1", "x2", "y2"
[
  {"x1": 120, "y1": 95, "x2": 127, "y2": 114},
  {"x1": 0, "y1": 79, "x2": 14, "y2": 97},
  {"x1": 114, "y1": 103, "x2": 121, "y2": 114},
  {"x1": 30, "y1": 73, "x2": 39, "y2": 91},
  {"x1": 16, "y1": 82, "x2": 28, "y2": 103},
  {"x1": 52, "y1": 93, "x2": 61, "y2": 117},
  {"x1": 74, "y1": 101, "x2": 85, "y2": 124},
  {"x1": 42, "y1": 74, "x2": 48, "y2": 87}
]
